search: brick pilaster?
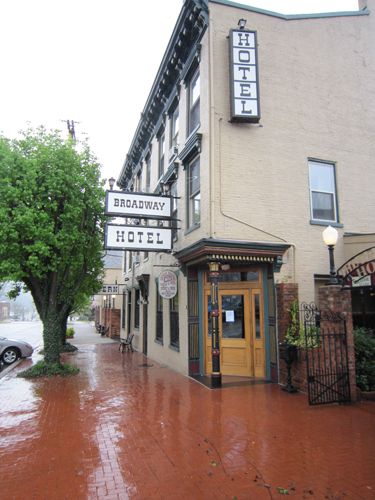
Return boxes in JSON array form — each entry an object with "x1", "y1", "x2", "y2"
[{"x1": 276, "y1": 283, "x2": 300, "y2": 387}]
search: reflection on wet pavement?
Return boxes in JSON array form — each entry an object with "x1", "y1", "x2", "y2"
[{"x1": 0, "y1": 343, "x2": 374, "y2": 499}]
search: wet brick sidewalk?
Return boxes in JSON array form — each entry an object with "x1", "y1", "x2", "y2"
[{"x1": 0, "y1": 342, "x2": 374, "y2": 500}]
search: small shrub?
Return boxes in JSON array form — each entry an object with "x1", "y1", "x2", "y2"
[
  {"x1": 354, "y1": 327, "x2": 375, "y2": 392},
  {"x1": 284, "y1": 300, "x2": 321, "y2": 348},
  {"x1": 66, "y1": 328, "x2": 75, "y2": 337},
  {"x1": 285, "y1": 300, "x2": 303, "y2": 345},
  {"x1": 17, "y1": 360, "x2": 79, "y2": 379}
]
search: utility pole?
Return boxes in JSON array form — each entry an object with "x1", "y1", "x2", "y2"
[
  {"x1": 60, "y1": 120, "x2": 86, "y2": 141},
  {"x1": 67, "y1": 120, "x2": 76, "y2": 139}
]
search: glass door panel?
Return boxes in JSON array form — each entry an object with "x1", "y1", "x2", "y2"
[{"x1": 221, "y1": 295, "x2": 244, "y2": 339}]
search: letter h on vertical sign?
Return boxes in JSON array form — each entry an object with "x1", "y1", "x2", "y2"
[{"x1": 229, "y1": 29, "x2": 260, "y2": 123}]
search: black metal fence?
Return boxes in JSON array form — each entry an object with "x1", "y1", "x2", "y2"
[{"x1": 301, "y1": 303, "x2": 351, "y2": 405}]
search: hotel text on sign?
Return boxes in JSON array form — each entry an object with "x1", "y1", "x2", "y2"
[
  {"x1": 104, "y1": 224, "x2": 172, "y2": 252},
  {"x1": 230, "y1": 29, "x2": 260, "y2": 123}
]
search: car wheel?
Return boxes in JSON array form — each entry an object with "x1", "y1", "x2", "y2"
[{"x1": 2, "y1": 348, "x2": 19, "y2": 365}]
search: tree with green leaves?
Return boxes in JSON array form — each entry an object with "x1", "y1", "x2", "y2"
[{"x1": 0, "y1": 126, "x2": 107, "y2": 365}]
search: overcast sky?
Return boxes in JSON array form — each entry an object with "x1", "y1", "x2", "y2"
[{"x1": 0, "y1": 0, "x2": 359, "y2": 187}]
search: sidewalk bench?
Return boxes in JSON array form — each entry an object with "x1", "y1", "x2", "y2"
[{"x1": 119, "y1": 334, "x2": 134, "y2": 353}]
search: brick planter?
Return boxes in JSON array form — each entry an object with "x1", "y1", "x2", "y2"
[{"x1": 356, "y1": 388, "x2": 375, "y2": 402}]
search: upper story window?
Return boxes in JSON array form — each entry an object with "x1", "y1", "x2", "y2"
[
  {"x1": 137, "y1": 170, "x2": 142, "y2": 192},
  {"x1": 146, "y1": 155, "x2": 151, "y2": 192},
  {"x1": 171, "y1": 106, "x2": 179, "y2": 150},
  {"x1": 187, "y1": 156, "x2": 200, "y2": 228},
  {"x1": 308, "y1": 160, "x2": 339, "y2": 223},
  {"x1": 158, "y1": 133, "x2": 165, "y2": 179},
  {"x1": 189, "y1": 69, "x2": 200, "y2": 135},
  {"x1": 171, "y1": 181, "x2": 178, "y2": 241}
]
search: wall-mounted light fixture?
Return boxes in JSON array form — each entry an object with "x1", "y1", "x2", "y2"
[
  {"x1": 322, "y1": 226, "x2": 340, "y2": 285},
  {"x1": 238, "y1": 18, "x2": 247, "y2": 29},
  {"x1": 221, "y1": 264, "x2": 230, "y2": 271},
  {"x1": 108, "y1": 177, "x2": 116, "y2": 191}
]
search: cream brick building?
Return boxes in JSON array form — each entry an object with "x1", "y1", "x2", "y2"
[{"x1": 113, "y1": 0, "x2": 375, "y2": 382}]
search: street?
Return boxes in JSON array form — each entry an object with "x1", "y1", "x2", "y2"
[
  {"x1": 0, "y1": 320, "x2": 43, "y2": 349},
  {"x1": 0, "y1": 321, "x2": 116, "y2": 374}
]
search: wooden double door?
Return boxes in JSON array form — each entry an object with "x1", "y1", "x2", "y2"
[{"x1": 204, "y1": 281, "x2": 265, "y2": 378}]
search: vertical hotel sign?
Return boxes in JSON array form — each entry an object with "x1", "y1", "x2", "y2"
[{"x1": 230, "y1": 30, "x2": 260, "y2": 123}]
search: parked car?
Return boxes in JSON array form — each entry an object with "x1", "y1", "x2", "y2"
[{"x1": 0, "y1": 337, "x2": 34, "y2": 365}]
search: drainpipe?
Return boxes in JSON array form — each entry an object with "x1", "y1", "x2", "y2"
[{"x1": 209, "y1": 13, "x2": 215, "y2": 238}]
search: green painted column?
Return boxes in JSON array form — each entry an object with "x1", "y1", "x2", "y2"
[{"x1": 209, "y1": 261, "x2": 222, "y2": 388}]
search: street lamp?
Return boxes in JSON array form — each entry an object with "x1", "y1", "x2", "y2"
[
  {"x1": 322, "y1": 226, "x2": 340, "y2": 285},
  {"x1": 108, "y1": 177, "x2": 116, "y2": 191}
]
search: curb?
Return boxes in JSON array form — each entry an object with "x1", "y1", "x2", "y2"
[
  {"x1": 0, "y1": 342, "x2": 43, "y2": 380},
  {"x1": 0, "y1": 359, "x2": 22, "y2": 379}
]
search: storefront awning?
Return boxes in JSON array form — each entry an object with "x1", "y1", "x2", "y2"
[{"x1": 174, "y1": 238, "x2": 290, "y2": 269}]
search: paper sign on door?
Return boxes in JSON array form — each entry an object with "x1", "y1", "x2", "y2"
[{"x1": 226, "y1": 310, "x2": 235, "y2": 322}]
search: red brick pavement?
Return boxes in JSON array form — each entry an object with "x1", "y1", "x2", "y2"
[{"x1": 0, "y1": 344, "x2": 374, "y2": 500}]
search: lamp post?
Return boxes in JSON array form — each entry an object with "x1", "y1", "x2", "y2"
[{"x1": 322, "y1": 225, "x2": 340, "y2": 285}]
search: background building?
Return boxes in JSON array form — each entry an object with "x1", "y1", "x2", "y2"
[
  {"x1": 114, "y1": 0, "x2": 375, "y2": 381},
  {"x1": 93, "y1": 251, "x2": 124, "y2": 337}
]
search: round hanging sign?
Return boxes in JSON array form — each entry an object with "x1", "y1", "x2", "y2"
[{"x1": 158, "y1": 270, "x2": 178, "y2": 299}]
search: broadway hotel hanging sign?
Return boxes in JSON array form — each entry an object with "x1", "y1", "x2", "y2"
[
  {"x1": 229, "y1": 29, "x2": 260, "y2": 123},
  {"x1": 104, "y1": 191, "x2": 172, "y2": 252}
]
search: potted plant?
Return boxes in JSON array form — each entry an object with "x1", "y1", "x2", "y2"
[{"x1": 66, "y1": 328, "x2": 75, "y2": 340}]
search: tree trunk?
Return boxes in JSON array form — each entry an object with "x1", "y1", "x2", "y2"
[
  {"x1": 42, "y1": 310, "x2": 63, "y2": 364},
  {"x1": 60, "y1": 310, "x2": 70, "y2": 345}
]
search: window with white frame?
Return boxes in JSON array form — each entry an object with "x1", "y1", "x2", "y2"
[
  {"x1": 189, "y1": 69, "x2": 200, "y2": 135},
  {"x1": 171, "y1": 106, "x2": 179, "y2": 151},
  {"x1": 187, "y1": 156, "x2": 200, "y2": 228},
  {"x1": 308, "y1": 160, "x2": 338, "y2": 223}
]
